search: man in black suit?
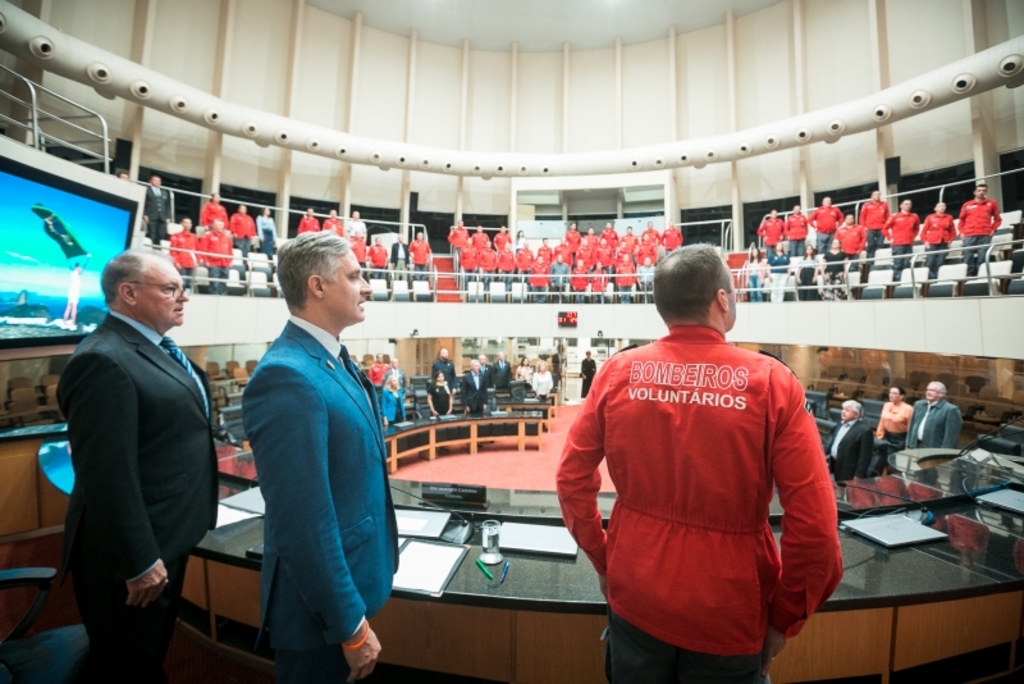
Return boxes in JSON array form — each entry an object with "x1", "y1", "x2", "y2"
[
  {"x1": 580, "y1": 351, "x2": 597, "y2": 399},
  {"x1": 431, "y1": 348, "x2": 456, "y2": 390},
  {"x1": 390, "y1": 234, "x2": 410, "y2": 278},
  {"x1": 461, "y1": 359, "x2": 490, "y2": 414},
  {"x1": 143, "y1": 174, "x2": 172, "y2": 244},
  {"x1": 491, "y1": 351, "x2": 512, "y2": 390},
  {"x1": 826, "y1": 400, "x2": 875, "y2": 481},
  {"x1": 58, "y1": 250, "x2": 217, "y2": 682}
]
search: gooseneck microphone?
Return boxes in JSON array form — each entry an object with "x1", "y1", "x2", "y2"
[
  {"x1": 836, "y1": 480, "x2": 935, "y2": 525},
  {"x1": 390, "y1": 484, "x2": 476, "y2": 544},
  {"x1": 956, "y1": 413, "x2": 1024, "y2": 460}
]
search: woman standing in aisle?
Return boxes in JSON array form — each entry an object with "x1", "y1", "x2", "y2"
[
  {"x1": 766, "y1": 243, "x2": 790, "y2": 303},
  {"x1": 532, "y1": 361, "x2": 554, "y2": 400}
]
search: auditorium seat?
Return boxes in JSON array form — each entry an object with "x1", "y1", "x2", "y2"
[
  {"x1": 510, "y1": 282, "x2": 527, "y2": 303},
  {"x1": 393, "y1": 280, "x2": 411, "y2": 302},
  {"x1": 248, "y1": 253, "x2": 273, "y2": 278},
  {"x1": 861, "y1": 398, "x2": 885, "y2": 430},
  {"x1": 193, "y1": 266, "x2": 210, "y2": 294},
  {"x1": 245, "y1": 360, "x2": 258, "y2": 374},
  {"x1": 249, "y1": 271, "x2": 272, "y2": 297},
  {"x1": 871, "y1": 247, "x2": 893, "y2": 270},
  {"x1": 861, "y1": 269, "x2": 893, "y2": 299},
  {"x1": 804, "y1": 390, "x2": 830, "y2": 419},
  {"x1": 926, "y1": 263, "x2": 967, "y2": 297},
  {"x1": 488, "y1": 281, "x2": 507, "y2": 302},
  {"x1": 412, "y1": 280, "x2": 433, "y2": 302},
  {"x1": 892, "y1": 267, "x2": 929, "y2": 299},
  {"x1": 989, "y1": 229, "x2": 1014, "y2": 261},
  {"x1": 225, "y1": 269, "x2": 246, "y2": 296},
  {"x1": 466, "y1": 281, "x2": 484, "y2": 303},
  {"x1": 845, "y1": 270, "x2": 861, "y2": 299},
  {"x1": 1010, "y1": 249, "x2": 1024, "y2": 274},
  {"x1": 230, "y1": 249, "x2": 247, "y2": 278},
  {"x1": 961, "y1": 260, "x2": 1012, "y2": 297},
  {"x1": 1007, "y1": 274, "x2": 1024, "y2": 295},
  {"x1": 1002, "y1": 210, "x2": 1022, "y2": 227},
  {"x1": 370, "y1": 278, "x2": 389, "y2": 301}
]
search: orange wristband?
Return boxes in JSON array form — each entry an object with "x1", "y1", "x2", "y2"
[{"x1": 342, "y1": 620, "x2": 369, "y2": 651}]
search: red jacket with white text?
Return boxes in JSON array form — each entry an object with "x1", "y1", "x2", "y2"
[
  {"x1": 883, "y1": 212, "x2": 920, "y2": 246},
  {"x1": 920, "y1": 213, "x2": 956, "y2": 245},
  {"x1": 958, "y1": 198, "x2": 1001, "y2": 237}
]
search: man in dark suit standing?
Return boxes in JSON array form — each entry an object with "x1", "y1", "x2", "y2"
[
  {"x1": 907, "y1": 381, "x2": 963, "y2": 449},
  {"x1": 826, "y1": 400, "x2": 875, "y2": 481},
  {"x1": 491, "y1": 351, "x2": 512, "y2": 391},
  {"x1": 461, "y1": 359, "x2": 489, "y2": 414},
  {"x1": 143, "y1": 174, "x2": 172, "y2": 244},
  {"x1": 580, "y1": 350, "x2": 597, "y2": 398},
  {"x1": 58, "y1": 250, "x2": 216, "y2": 682},
  {"x1": 243, "y1": 232, "x2": 397, "y2": 682},
  {"x1": 431, "y1": 348, "x2": 456, "y2": 391},
  {"x1": 389, "y1": 234, "x2": 410, "y2": 277}
]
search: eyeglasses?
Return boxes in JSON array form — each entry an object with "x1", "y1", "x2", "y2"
[{"x1": 129, "y1": 281, "x2": 185, "y2": 299}]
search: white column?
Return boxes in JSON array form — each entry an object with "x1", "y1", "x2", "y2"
[
  {"x1": 668, "y1": 25, "x2": 679, "y2": 223},
  {"x1": 562, "y1": 42, "x2": 570, "y2": 154},
  {"x1": 203, "y1": 0, "x2": 236, "y2": 196},
  {"x1": 868, "y1": 0, "x2": 895, "y2": 201},
  {"x1": 963, "y1": 0, "x2": 1001, "y2": 202},
  {"x1": 400, "y1": 29, "x2": 418, "y2": 238},
  {"x1": 793, "y1": 0, "x2": 811, "y2": 210},
  {"x1": 341, "y1": 11, "x2": 362, "y2": 217},
  {"x1": 615, "y1": 36, "x2": 623, "y2": 149},
  {"x1": 456, "y1": 38, "x2": 469, "y2": 220},
  {"x1": 277, "y1": 0, "x2": 305, "y2": 236},
  {"x1": 509, "y1": 42, "x2": 518, "y2": 153},
  {"x1": 726, "y1": 10, "x2": 743, "y2": 252},
  {"x1": 125, "y1": 0, "x2": 156, "y2": 180}
]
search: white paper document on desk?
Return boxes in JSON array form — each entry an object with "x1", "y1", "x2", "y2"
[
  {"x1": 392, "y1": 541, "x2": 467, "y2": 595},
  {"x1": 215, "y1": 504, "x2": 261, "y2": 528}
]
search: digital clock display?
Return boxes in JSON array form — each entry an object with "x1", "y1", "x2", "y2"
[{"x1": 557, "y1": 311, "x2": 578, "y2": 328}]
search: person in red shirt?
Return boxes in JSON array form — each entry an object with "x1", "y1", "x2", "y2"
[
  {"x1": 835, "y1": 215, "x2": 866, "y2": 260},
  {"x1": 323, "y1": 209, "x2": 345, "y2": 237},
  {"x1": 460, "y1": 245, "x2": 479, "y2": 283},
  {"x1": 577, "y1": 240, "x2": 595, "y2": 271},
  {"x1": 590, "y1": 266, "x2": 609, "y2": 303},
  {"x1": 493, "y1": 225, "x2": 511, "y2": 251},
  {"x1": 958, "y1": 184, "x2": 1002, "y2": 277},
  {"x1": 757, "y1": 209, "x2": 785, "y2": 249},
  {"x1": 557, "y1": 246, "x2": 841, "y2": 683},
  {"x1": 228, "y1": 204, "x2": 257, "y2": 257},
  {"x1": 641, "y1": 221, "x2": 660, "y2": 248},
  {"x1": 921, "y1": 202, "x2": 957, "y2": 279},
  {"x1": 477, "y1": 244, "x2": 498, "y2": 284},
  {"x1": 662, "y1": 223, "x2": 683, "y2": 252},
  {"x1": 515, "y1": 243, "x2": 534, "y2": 275},
  {"x1": 784, "y1": 205, "x2": 808, "y2": 257},
  {"x1": 595, "y1": 238, "x2": 615, "y2": 272},
  {"x1": 296, "y1": 208, "x2": 320, "y2": 234},
  {"x1": 199, "y1": 193, "x2": 228, "y2": 229},
  {"x1": 809, "y1": 197, "x2": 844, "y2": 255},
  {"x1": 601, "y1": 223, "x2": 620, "y2": 251},
  {"x1": 529, "y1": 257, "x2": 550, "y2": 302},
  {"x1": 497, "y1": 243, "x2": 516, "y2": 288},
  {"x1": 367, "y1": 354, "x2": 388, "y2": 389},
  {"x1": 565, "y1": 223, "x2": 582, "y2": 259},
  {"x1": 637, "y1": 234, "x2": 658, "y2": 267},
  {"x1": 614, "y1": 259, "x2": 637, "y2": 303},
  {"x1": 410, "y1": 231, "x2": 432, "y2": 281},
  {"x1": 554, "y1": 238, "x2": 573, "y2": 266},
  {"x1": 367, "y1": 236, "x2": 388, "y2": 278},
  {"x1": 583, "y1": 228, "x2": 598, "y2": 250},
  {"x1": 349, "y1": 234, "x2": 367, "y2": 266},
  {"x1": 448, "y1": 221, "x2": 469, "y2": 257},
  {"x1": 169, "y1": 217, "x2": 199, "y2": 291},
  {"x1": 470, "y1": 226, "x2": 491, "y2": 251},
  {"x1": 883, "y1": 199, "x2": 921, "y2": 282},
  {"x1": 570, "y1": 259, "x2": 591, "y2": 303},
  {"x1": 198, "y1": 219, "x2": 233, "y2": 295},
  {"x1": 619, "y1": 227, "x2": 639, "y2": 262},
  {"x1": 537, "y1": 238, "x2": 554, "y2": 265},
  {"x1": 858, "y1": 190, "x2": 890, "y2": 259}
]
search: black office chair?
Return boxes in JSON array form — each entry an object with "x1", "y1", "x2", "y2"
[{"x1": 0, "y1": 567, "x2": 89, "y2": 682}]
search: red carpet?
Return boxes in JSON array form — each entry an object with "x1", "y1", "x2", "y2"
[
  {"x1": 393, "y1": 403, "x2": 616, "y2": 493},
  {"x1": 433, "y1": 256, "x2": 461, "y2": 303}
]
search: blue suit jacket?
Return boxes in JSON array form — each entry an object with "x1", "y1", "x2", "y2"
[{"x1": 242, "y1": 322, "x2": 398, "y2": 651}]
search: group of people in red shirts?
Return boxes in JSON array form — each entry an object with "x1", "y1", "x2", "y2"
[
  {"x1": 447, "y1": 220, "x2": 683, "y2": 302},
  {"x1": 756, "y1": 184, "x2": 1003, "y2": 282}
]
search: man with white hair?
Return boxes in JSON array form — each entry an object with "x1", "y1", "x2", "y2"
[
  {"x1": 907, "y1": 381, "x2": 963, "y2": 450},
  {"x1": 825, "y1": 400, "x2": 875, "y2": 481}
]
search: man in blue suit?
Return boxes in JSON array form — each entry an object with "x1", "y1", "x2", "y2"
[{"x1": 243, "y1": 232, "x2": 398, "y2": 682}]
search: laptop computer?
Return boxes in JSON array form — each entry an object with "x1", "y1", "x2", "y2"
[
  {"x1": 840, "y1": 513, "x2": 948, "y2": 548},
  {"x1": 977, "y1": 489, "x2": 1024, "y2": 515},
  {"x1": 498, "y1": 522, "x2": 579, "y2": 557}
]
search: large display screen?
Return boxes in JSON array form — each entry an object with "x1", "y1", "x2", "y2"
[{"x1": 0, "y1": 154, "x2": 137, "y2": 349}]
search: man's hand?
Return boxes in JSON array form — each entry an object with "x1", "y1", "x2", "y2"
[
  {"x1": 343, "y1": 625, "x2": 381, "y2": 681},
  {"x1": 125, "y1": 559, "x2": 168, "y2": 608},
  {"x1": 760, "y1": 626, "x2": 786, "y2": 676}
]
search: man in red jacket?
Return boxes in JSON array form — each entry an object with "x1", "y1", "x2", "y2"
[
  {"x1": 448, "y1": 221, "x2": 469, "y2": 257},
  {"x1": 570, "y1": 259, "x2": 591, "y2": 304},
  {"x1": 169, "y1": 218, "x2": 199, "y2": 292},
  {"x1": 350, "y1": 234, "x2": 368, "y2": 266},
  {"x1": 515, "y1": 243, "x2": 534, "y2": 277},
  {"x1": 367, "y1": 236, "x2": 388, "y2": 279},
  {"x1": 883, "y1": 199, "x2": 921, "y2": 283},
  {"x1": 529, "y1": 256, "x2": 550, "y2": 303},
  {"x1": 757, "y1": 209, "x2": 785, "y2": 249},
  {"x1": 641, "y1": 221, "x2": 660, "y2": 249},
  {"x1": 460, "y1": 245, "x2": 479, "y2": 283},
  {"x1": 921, "y1": 202, "x2": 957, "y2": 280},
  {"x1": 858, "y1": 190, "x2": 890, "y2": 259},
  {"x1": 497, "y1": 242, "x2": 516, "y2": 288},
  {"x1": 470, "y1": 226, "x2": 491, "y2": 251},
  {"x1": 958, "y1": 184, "x2": 1002, "y2": 277},
  {"x1": 601, "y1": 223, "x2": 620, "y2": 251},
  {"x1": 296, "y1": 208, "x2": 320, "y2": 234},
  {"x1": 493, "y1": 225, "x2": 511, "y2": 251},
  {"x1": 477, "y1": 243, "x2": 498, "y2": 284},
  {"x1": 614, "y1": 258, "x2": 637, "y2": 303},
  {"x1": 784, "y1": 205, "x2": 808, "y2": 258},
  {"x1": 835, "y1": 215, "x2": 866, "y2": 260},
  {"x1": 228, "y1": 204, "x2": 257, "y2": 257},
  {"x1": 322, "y1": 209, "x2": 345, "y2": 237},
  {"x1": 619, "y1": 227, "x2": 639, "y2": 262},
  {"x1": 199, "y1": 193, "x2": 228, "y2": 229},
  {"x1": 636, "y1": 234, "x2": 658, "y2": 268},
  {"x1": 198, "y1": 219, "x2": 233, "y2": 295},
  {"x1": 662, "y1": 223, "x2": 683, "y2": 252},
  {"x1": 565, "y1": 223, "x2": 582, "y2": 260},
  {"x1": 537, "y1": 238, "x2": 554, "y2": 266},
  {"x1": 809, "y1": 197, "x2": 844, "y2": 255},
  {"x1": 557, "y1": 244, "x2": 842, "y2": 683},
  {"x1": 595, "y1": 238, "x2": 615, "y2": 273},
  {"x1": 410, "y1": 231, "x2": 432, "y2": 281}
]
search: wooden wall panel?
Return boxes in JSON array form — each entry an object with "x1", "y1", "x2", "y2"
[
  {"x1": 373, "y1": 599, "x2": 513, "y2": 682},
  {"x1": 36, "y1": 462, "x2": 69, "y2": 528},
  {"x1": 515, "y1": 611, "x2": 606, "y2": 684},
  {"x1": 181, "y1": 557, "x2": 208, "y2": 610},
  {"x1": 0, "y1": 440, "x2": 40, "y2": 536},
  {"x1": 893, "y1": 592, "x2": 1022, "y2": 671},
  {"x1": 206, "y1": 561, "x2": 261, "y2": 628},
  {"x1": 770, "y1": 608, "x2": 893, "y2": 683}
]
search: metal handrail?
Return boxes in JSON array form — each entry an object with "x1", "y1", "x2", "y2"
[{"x1": 0, "y1": 65, "x2": 40, "y2": 147}]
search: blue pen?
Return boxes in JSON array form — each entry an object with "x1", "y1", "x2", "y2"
[{"x1": 499, "y1": 560, "x2": 510, "y2": 584}]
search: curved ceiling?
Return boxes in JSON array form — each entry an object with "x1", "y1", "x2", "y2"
[{"x1": 307, "y1": 0, "x2": 781, "y2": 51}]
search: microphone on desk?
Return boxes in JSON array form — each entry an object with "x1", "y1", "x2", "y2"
[
  {"x1": 389, "y1": 484, "x2": 476, "y2": 545},
  {"x1": 836, "y1": 480, "x2": 935, "y2": 526},
  {"x1": 956, "y1": 413, "x2": 1024, "y2": 460}
]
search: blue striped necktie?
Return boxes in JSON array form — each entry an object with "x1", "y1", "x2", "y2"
[{"x1": 160, "y1": 337, "x2": 210, "y2": 417}]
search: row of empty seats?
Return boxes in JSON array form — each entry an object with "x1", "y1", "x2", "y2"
[{"x1": 2, "y1": 375, "x2": 62, "y2": 427}]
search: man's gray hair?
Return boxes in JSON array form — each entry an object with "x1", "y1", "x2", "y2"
[
  {"x1": 653, "y1": 244, "x2": 732, "y2": 323},
  {"x1": 841, "y1": 400, "x2": 862, "y2": 416},
  {"x1": 277, "y1": 231, "x2": 352, "y2": 311},
  {"x1": 101, "y1": 249, "x2": 173, "y2": 304},
  {"x1": 928, "y1": 381, "x2": 948, "y2": 394}
]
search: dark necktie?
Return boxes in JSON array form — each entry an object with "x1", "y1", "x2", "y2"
[{"x1": 160, "y1": 337, "x2": 209, "y2": 417}]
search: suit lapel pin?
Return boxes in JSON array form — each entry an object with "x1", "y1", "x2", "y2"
[{"x1": 327, "y1": 360, "x2": 335, "y2": 370}]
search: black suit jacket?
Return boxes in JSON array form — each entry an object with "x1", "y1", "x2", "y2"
[
  {"x1": 491, "y1": 360, "x2": 512, "y2": 389},
  {"x1": 827, "y1": 421, "x2": 875, "y2": 481},
  {"x1": 390, "y1": 242, "x2": 410, "y2": 267},
  {"x1": 143, "y1": 186, "x2": 172, "y2": 223},
  {"x1": 460, "y1": 371, "x2": 490, "y2": 413},
  {"x1": 58, "y1": 315, "x2": 217, "y2": 582}
]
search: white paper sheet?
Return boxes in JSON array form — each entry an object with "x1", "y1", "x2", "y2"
[
  {"x1": 396, "y1": 515, "x2": 429, "y2": 533},
  {"x1": 216, "y1": 504, "x2": 261, "y2": 528},
  {"x1": 392, "y1": 542, "x2": 466, "y2": 595}
]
